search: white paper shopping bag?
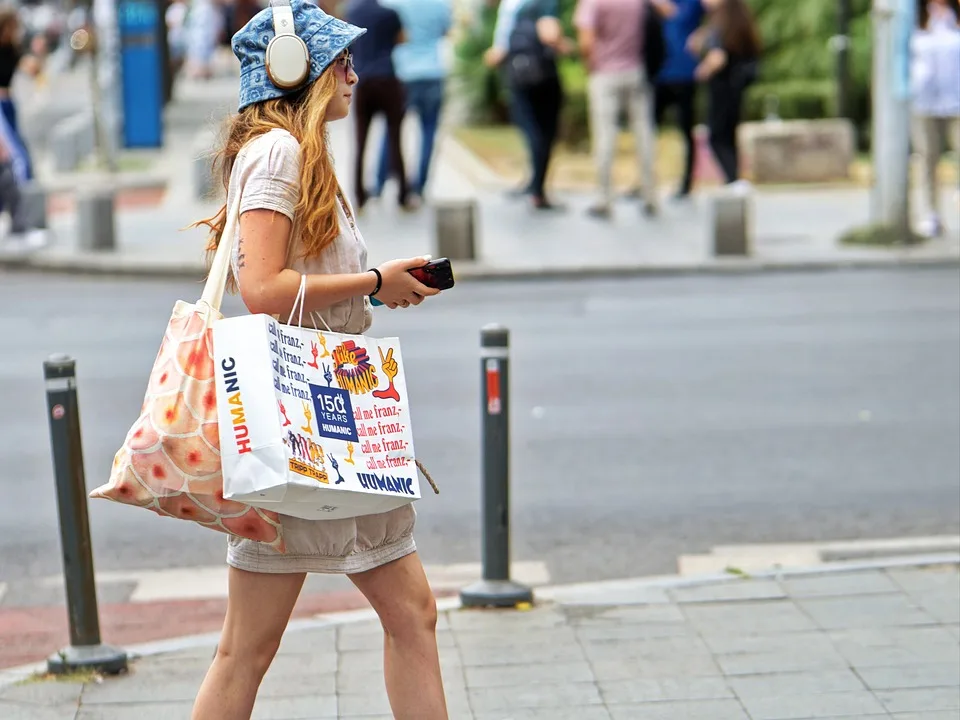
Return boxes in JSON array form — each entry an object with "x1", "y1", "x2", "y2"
[{"x1": 212, "y1": 297, "x2": 421, "y2": 520}]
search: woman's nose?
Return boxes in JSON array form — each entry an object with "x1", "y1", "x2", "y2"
[{"x1": 347, "y1": 68, "x2": 359, "y2": 85}]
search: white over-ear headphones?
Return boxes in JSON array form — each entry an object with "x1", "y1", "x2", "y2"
[{"x1": 265, "y1": 0, "x2": 310, "y2": 90}]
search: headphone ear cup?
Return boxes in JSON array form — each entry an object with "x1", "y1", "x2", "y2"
[{"x1": 266, "y1": 35, "x2": 311, "y2": 90}]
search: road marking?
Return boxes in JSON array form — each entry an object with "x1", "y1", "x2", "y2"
[
  {"x1": 678, "y1": 535, "x2": 960, "y2": 576},
  {"x1": 0, "y1": 583, "x2": 6, "y2": 605}
]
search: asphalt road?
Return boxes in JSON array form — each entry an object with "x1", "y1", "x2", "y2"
[{"x1": 1, "y1": 268, "x2": 958, "y2": 587}]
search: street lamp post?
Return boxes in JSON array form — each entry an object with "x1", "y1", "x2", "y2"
[{"x1": 870, "y1": 0, "x2": 915, "y2": 240}]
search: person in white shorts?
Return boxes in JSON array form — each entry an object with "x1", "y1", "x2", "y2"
[{"x1": 190, "y1": 2, "x2": 448, "y2": 718}]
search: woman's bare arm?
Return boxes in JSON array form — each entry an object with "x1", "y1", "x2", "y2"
[{"x1": 235, "y1": 208, "x2": 438, "y2": 316}]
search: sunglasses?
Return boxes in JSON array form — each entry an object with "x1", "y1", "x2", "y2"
[{"x1": 334, "y1": 52, "x2": 354, "y2": 71}]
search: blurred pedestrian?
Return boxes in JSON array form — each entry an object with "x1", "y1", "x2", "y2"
[
  {"x1": 485, "y1": 0, "x2": 573, "y2": 210},
  {"x1": 345, "y1": 0, "x2": 411, "y2": 211},
  {"x1": 373, "y1": 0, "x2": 452, "y2": 203},
  {"x1": 689, "y1": 0, "x2": 759, "y2": 188},
  {"x1": 574, "y1": 0, "x2": 658, "y2": 219},
  {"x1": 0, "y1": 120, "x2": 46, "y2": 250},
  {"x1": 652, "y1": 0, "x2": 704, "y2": 200},
  {"x1": 911, "y1": 0, "x2": 960, "y2": 238},
  {"x1": 0, "y1": 7, "x2": 45, "y2": 183},
  {"x1": 184, "y1": 0, "x2": 226, "y2": 79}
]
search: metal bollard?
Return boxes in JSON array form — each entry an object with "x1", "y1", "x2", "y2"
[
  {"x1": 43, "y1": 355, "x2": 128, "y2": 675},
  {"x1": 460, "y1": 325, "x2": 534, "y2": 608},
  {"x1": 711, "y1": 191, "x2": 752, "y2": 256},
  {"x1": 434, "y1": 200, "x2": 477, "y2": 261},
  {"x1": 76, "y1": 187, "x2": 116, "y2": 251}
]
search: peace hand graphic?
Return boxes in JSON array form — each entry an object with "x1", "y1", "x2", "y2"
[{"x1": 373, "y1": 347, "x2": 401, "y2": 402}]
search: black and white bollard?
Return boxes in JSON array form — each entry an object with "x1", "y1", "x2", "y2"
[
  {"x1": 460, "y1": 325, "x2": 534, "y2": 609},
  {"x1": 434, "y1": 200, "x2": 477, "y2": 261},
  {"x1": 76, "y1": 187, "x2": 116, "y2": 251},
  {"x1": 43, "y1": 355, "x2": 128, "y2": 675}
]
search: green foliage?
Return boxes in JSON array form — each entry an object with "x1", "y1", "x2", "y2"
[{"x1": 453, "y1": 0, "x2": 877, "y2": 144}]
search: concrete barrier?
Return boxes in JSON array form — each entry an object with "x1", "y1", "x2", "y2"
[
  {"x1": 740, "y1": 119, "x2": 856, "y2": 184},
  {"x1": 711, "y1": 191, "x2": 752, "y2": 256},
  {"x1": 76, "y1": 187, "x2": 116, "y2": 251},
  {"x1": 433, "y1": 200, "x2": 477, "y2": 261},
  {"x1": 21, "y1": 182, "x2": 48, "y2": 230}
]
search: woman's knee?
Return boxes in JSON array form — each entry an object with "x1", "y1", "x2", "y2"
[
  {"x1": 381, "y1": 585, "x2": 438, "y2": 640},
  {"x1": 215, "y1": 632, "x2": 282, "y2": 679}
]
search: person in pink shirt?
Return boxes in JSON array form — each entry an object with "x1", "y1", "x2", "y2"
[{"x1": 575, "y1": 0, "x2": 666, "y2": 218}]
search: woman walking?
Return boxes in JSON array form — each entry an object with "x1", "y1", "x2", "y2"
[
  {"x1": 190, "y1": 2, "x2": 447, "y2": 718},
  {"x1": 0, "y1": 8, "x2": 44, "y2": 183},
  {"x1": 692, "y1": 0, "x2": 760, "y2": 186},
  {"x1": 911, "y1": 0, "x2": 960, "y2": 237}
]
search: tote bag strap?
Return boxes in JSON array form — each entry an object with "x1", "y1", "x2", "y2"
[{"x1": 199, "y1": 188, "x2": 243, "y2": 313}]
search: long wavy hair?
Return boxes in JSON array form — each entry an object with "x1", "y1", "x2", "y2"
[
  {"x1": 194, "y1": 68, "x2": 342, "y2": 291},
  {"x1": 713, "y1": 0, "x2": 762, "y2": 59}
]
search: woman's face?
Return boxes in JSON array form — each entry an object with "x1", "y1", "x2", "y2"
[{"x1": 325, "y1": 51, "x2": 358, "y2": 122}]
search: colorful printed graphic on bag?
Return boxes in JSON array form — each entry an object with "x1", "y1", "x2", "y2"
[
  {"x1": 264, "y1": 320, "x2": 417, "y2": 496},
  {"x1": 332, "y1": 340, "x2": 378, "y2": 395}
]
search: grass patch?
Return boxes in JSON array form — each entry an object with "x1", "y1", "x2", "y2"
[
  {"x1": 18, "y1": 668, "x2": 102, "y2": 686},
  {"x1": 76, "y1": 153, "x2": 156, "y2": 174},
  {"x1": 839, "y1": 223, "x2": 925, "y2": 247},
  {"x1": 454, "y1": 125, "x2": 694, "y2": 192}
]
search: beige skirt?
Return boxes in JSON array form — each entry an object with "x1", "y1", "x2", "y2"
[{"x1": 227, "y1": 504, "x2": 417, "y2": 575}]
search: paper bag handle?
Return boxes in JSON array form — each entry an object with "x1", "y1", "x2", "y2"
[{"x1": 199, "y1": 188, "x2": 243, "y2": 312}]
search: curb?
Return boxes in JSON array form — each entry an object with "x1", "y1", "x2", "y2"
[
  {"x1": 2, "y1": 552, "x2": 956, "y2": 689},
  {"x1": 2, "y1": 248, "x2": 958, "y2": 283}
]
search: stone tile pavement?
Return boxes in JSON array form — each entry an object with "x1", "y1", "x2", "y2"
[{"x1": 1, "y1": 560, "x2": 957, "y2": 719}]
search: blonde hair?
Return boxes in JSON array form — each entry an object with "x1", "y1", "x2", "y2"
[{"x1": 195, "y1": 69, "x2": 343, "y2": 290}]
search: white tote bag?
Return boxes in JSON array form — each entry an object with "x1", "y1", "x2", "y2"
[{"x1": 213, "y1": 278, "x2": 423, "y2": 520}]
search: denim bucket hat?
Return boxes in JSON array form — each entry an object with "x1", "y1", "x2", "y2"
[{"x1": 233, "y1": 0, "x2": 366, "y2": 112}]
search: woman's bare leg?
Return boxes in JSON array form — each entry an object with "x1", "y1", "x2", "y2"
[
  {"x1": 349, "y1": 552, "x2": 447, "y2": 720},
  {"x1": 192, "y1": 568, "x2": 305, "y2": 720}
]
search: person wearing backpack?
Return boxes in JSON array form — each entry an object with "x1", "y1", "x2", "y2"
[{"x1": 485, "y1": 0, "x2": 574, "y2": 210}]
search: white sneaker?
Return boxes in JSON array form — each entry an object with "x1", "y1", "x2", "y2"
[
  {"x1": 5, "y1": 228, "x2": 50, "y2": 251},
  {"x1": 728, "y1": 179, "x2": 754, "y2": 196},
  {"x1": 917, "y1": 215, "x2": 944, "y2": 239}
]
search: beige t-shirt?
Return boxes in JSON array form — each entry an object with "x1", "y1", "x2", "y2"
[{"x1": 226, "y1": 127, "x2": 373, "y2": 335}]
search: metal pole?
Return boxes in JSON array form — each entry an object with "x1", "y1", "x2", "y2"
[
  {"x1": 43, "y1": 355, "x2": 128, "y2": 675},
  {"x1": 871, "y1": 0, "x2": 913, "y2": 237},
  {"x1": 460, "y1": 326, "x2": 533, "y2": 609}
]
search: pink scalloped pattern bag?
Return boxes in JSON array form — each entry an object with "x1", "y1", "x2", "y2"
[{"x1": 90, "y1": 192, "x2": 285, "y2": 551}]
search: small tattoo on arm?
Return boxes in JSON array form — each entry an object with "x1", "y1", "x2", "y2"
[{"x1": 236, "y1": 237, "x2": 246, "y2": 268}]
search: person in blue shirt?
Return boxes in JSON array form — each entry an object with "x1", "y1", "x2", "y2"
[
  {"x1": 652, "y1": 0, "x2": 704, "y2": 199},
  {"x1": 344, "y1": 0, "x2": 412, "y2": 211},
  {"x1": 373, "y1": 0, "x2": 452, "y2": 202}
]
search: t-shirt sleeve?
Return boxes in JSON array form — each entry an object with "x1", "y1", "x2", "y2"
[
  {"x1": 573, "y1": 0, "x2": 596, "y2": 30},
  {"x1": 236, "y1": 132, "x2": 301, "y2": 221}
]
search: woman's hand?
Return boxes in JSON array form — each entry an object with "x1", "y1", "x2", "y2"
[
  {"x1": 374, "y1": 256, "x2": 441, "y2": 309},
  {"x1": 484, "y1": 47, "x2": 507, "y2": 67}
]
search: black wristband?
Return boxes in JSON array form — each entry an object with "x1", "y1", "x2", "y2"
[{"x1": 368, "y1": 268, "x2": 383, "y2": 297}]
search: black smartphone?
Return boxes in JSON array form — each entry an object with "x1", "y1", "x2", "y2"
[{"x1": 409, "y1": 257, "x2": 455, "y2": 291}]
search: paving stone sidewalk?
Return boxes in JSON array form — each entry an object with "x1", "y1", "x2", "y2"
[{"x1": 1, "y1": 561, "x2": 957, "y2": 720}]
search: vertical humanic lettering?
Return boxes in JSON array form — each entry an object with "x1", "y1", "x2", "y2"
[{"x1": 222, "y1": 358, "x2": 251, "y2": 455}]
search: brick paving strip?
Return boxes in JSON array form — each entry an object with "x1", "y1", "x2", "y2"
[{"x1": 0, "y1": 558, "x2": 957, "y2": 719}]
